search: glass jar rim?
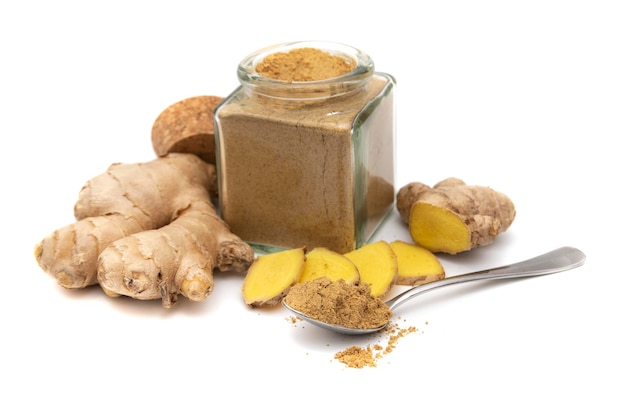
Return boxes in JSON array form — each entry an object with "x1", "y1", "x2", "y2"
[{"x1": 237, "y1": 40, "x2": 375, "y2": 100}]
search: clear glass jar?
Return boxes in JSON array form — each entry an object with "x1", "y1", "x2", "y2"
[{"x1": 214, "y1": 41, "x2": 396, "y2": 254}]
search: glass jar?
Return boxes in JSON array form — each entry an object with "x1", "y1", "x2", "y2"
[{"x1": 214, "y1": 41, "x2": 396, "y2": 254}]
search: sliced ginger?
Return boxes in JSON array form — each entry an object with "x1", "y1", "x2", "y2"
[
  {"x1": 242, "y1": 247, "x2": 306, "y2": 307},
  {"x1": 344, "y1": 240, "x2": 397, "y2": 298},
  {"x1": 390, "y1": 240, "x2": 445, "y2": 286},
  {"x1": 299, "y1": 247, "x2": 359, "y2": 284},
  {"x1": 396, "y1": 177, "x2": 516, "y2": 254}
]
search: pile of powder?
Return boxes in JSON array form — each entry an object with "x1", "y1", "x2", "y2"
[
  {"x1": 284, "y1": 278, "x2": 392, "y2": 330},
  {"x1": 334, "y1": 323, "x2": 418, "y2": 369},
  {"x1": 255, "y1": 47, "x2": 356, "y2": 82}
]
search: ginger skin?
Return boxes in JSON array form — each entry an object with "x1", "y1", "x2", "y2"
[
  {"x1": 35, "y1": 153, "x2": 254, "y2": 308},
  {"x1": 396, "y1": 178, "x2": 515, "y2": 254}
]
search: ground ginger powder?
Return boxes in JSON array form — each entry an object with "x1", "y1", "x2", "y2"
[
  {"x1": 255, "y1": 47, "x2": 356, "y2": 81},
  {"x1": 334, "y1": 345, "x2": 378, "y2": 368},
  {"x1": 215, "y1": 42, "x2": 395, "y2": 253},
  {"x1": 284, "y1": 278, "x2": 392, "y2": 330},
  {"x1": 334, "y1": 324, "x2": 418, "y2": 368},
  {"x1": 284, "y1": 277, "x2": 421, "y2": 369}
]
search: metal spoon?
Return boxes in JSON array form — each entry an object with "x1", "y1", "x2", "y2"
[{"x1": 282, "y1": 246, "x2": 586, "y2": 335}]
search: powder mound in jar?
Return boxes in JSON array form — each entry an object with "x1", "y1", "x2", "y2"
[
  {"x1": 255, "y1": 47, "x2": 357, "y2": 82},
  {"x1": 284, "y1": 278, "x2": 392, "y2": 330}
]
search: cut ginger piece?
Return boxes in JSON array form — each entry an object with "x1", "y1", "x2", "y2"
[
  {"x1": 299, "y1": 247, "x2": 359, "y2": 284},
  {"x1": 344, "y1": 241, "x2": 397, "y2": 298},
  {"x1": 242, "y1": 247, "x2": 306, "y2": 307},
  {"x1": 390, "y1": 240, "x2": 445, "y2": 286},
  {"x1": 397, "y1": 178, "x2": 516, "y2": 254},
  {"x1": 410, "y1": 202, "x2": 471, "y2": 254}
]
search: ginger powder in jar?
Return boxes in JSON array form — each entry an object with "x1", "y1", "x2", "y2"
[{"x1": 214, "y1": 41, "x2": 396, "y2": 254}]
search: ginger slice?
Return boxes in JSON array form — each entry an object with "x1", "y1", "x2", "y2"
[
  {"x1": 242, "y1": 247, "x2": 306, "y2": 307},
  {"x1": 299, "y1": 247, "x2": 359, "y2": 284},
  {"x1": 397, "y1": 178, "x2": 516, "y2": 254},
  {"x1": 344, "y1": 241, "x2": 397, "y2": 298},
  {"x1": 390, "y1": 240, "x2": 445, "y2": 286}
]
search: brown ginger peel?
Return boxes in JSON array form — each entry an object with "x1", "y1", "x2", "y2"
[{"x1": 396, "y1": 177, "x2": 516, "y2": 254}]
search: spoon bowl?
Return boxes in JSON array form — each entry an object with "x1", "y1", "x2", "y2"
[{"x1": 282, "y1": 246, "x2": 586, "y2": 335}]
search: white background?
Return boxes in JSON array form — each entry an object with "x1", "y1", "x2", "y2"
[{"x1": 2, "y1": 1, "x2": 624, "y2": 416}]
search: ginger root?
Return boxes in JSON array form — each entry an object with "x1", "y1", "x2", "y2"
[
  {"x1": 396, "y1": 178, "x2": 516, "y2": 254},
  {"x1": 35, "y1": 153, "x2": 254, "y2": 308},
  {"x1": 241, "y1": 247, "x2": 306, "y2": 307},
  {"x1": 390, "y1": 240, "x2": 445, "y2": 286},
  {"x1": 344, "y1": 240, "x2": 397, "y2": 298},
  {"x1": 299, "y1": 247, "x2": 359, "y2": 285}
]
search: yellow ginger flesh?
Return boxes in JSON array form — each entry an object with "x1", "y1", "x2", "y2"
[
  {"x1": 299, "y1": 247, "x2": 359, "y2": 284},
  {"x1": 344, "y1": 240, "x2": 397, "y2": 298},
  {"x1": 242, "y1": 247, "x2": 306, "y2": 307},
  {"x1": 410, "y1": 203, "x2": 471, "y2": 254},
  {"x1": 390, "y1": 240, "x2": 445, "y2": 286}
]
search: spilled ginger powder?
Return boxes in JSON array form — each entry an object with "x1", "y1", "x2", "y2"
[
  {"x1": 334, "y1": 323, "x2": 418, "y2": 369},
  {"x1": 284, "y1": 277, "x2": 422, "y2": 369}
]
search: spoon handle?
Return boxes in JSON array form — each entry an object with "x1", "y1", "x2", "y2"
[{"x1": 386, "y1": 246, "x2": 586, "y2": 312}]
